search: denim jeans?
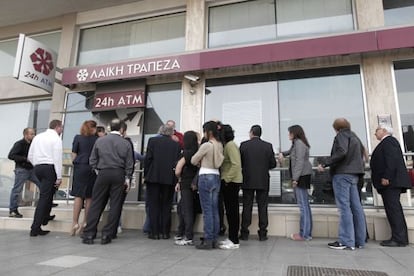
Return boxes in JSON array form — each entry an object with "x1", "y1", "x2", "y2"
[
  {"x1": 10, "y1": 168, "x2": 39, "y2": 211},
  {"x1": 294, "y1": 187, "x2": 312, "y2": 239},
  {"x1": 332, "y1": 174, "x2": 366, "y2": 247},
  {"x1": 198, "y1": 174, "x2": 221, "y2": 241}
]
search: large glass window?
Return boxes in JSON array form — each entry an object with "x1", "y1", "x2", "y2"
[
  {"x1": 78, "y1": 13, "x2": 186, "y2": 65},
  {"x1": 278, "y1": 67, "x2": 368, "y2": 155},
  {"x1": 383, "y1": 0, "x2": 414, "y2": 26},
  {"x1": 395, "y1": 61, "x2": 414, "y2": 153},
  {"x1": 0, "y1": 32, "x2": 61, "y2": 77},
  {"x1": 0, "y1": 100, "x2": 51, "y2": 207},
  {"x1": 391, "y1": 60, "x2": 414, "y2": 208},
  {"x1": 208, "y1": 0, "x2": 354, "y2": 48},
  {"x1": 205, "y1": 67, "x2": 370, "y2": 204}
]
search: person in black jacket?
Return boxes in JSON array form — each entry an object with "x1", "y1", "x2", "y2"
[
  {"x1": 370, "y1": 125, "x2": 411, "y2": 247},
  {"x1": 318, "y1": 118, "x2": 366, "y2": 250},
  {"x1": 239, "y1": 125, "x2": 277, "y2": 241},
  {"x1": 174, "y1": 131, "x2": 199, "y2": 245},
  {"x1": 8, "y1": 128, "x2": 38, "y2": 218},
  {"x1": 144, "y1": 124, "x2": 181, "y2": 240}
]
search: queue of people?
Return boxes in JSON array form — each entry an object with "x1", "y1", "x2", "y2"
[{"x1": 6, "y1": 117, "x2": 412, "y2": 249}]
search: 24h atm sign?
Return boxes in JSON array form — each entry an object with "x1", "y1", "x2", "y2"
[{"x1": 13, "y1": 34, "x2": 57, "y2": 93}]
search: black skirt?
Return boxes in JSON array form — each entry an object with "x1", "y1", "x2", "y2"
[{"x1": 70, "y1": 164, "x2": 96, "y2": 198}]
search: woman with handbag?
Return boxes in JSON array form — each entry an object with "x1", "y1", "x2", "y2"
[
  {"x1": 174, "y1": 131, "x2": 199, "y2": 246},
  {"x1": 279, "y1": 125, "x2": 313, "y2": 241}
]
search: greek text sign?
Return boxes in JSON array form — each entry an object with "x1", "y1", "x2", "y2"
[
  {"x1": 93, "y1": 90, "x2": 146, "y2": 111},
  {"x1": 13, "y1": 34, "x2": 57, "y2": 93},
  {"x1": 63, "y1": 54, "x2": 200, "y2": 85}
]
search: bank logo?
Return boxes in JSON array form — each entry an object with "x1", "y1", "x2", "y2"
[
  {"x1": 76, "y1": 69, "x2": 89, "y2": 81},
  {"x1": 30, "y1": 48, "x2": 54, "y2": 76}
]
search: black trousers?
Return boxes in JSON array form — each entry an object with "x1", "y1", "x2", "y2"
[
  {"x1": 381, "y1": 188, "x2": 409, "y2": 244},
  {"x1": 31, "y1": 165, "x2": 56, "y2": 231},
  {"x1": 147, "y1": 182, "x2": 174, "y2": 236},
  {"x1": 177, "y1": 188, "x2": 196, "y2": 239},
  {"x1": 241, "y1": 188, "x2": 269, "y2": 236},
  {"x1": 83, "y1": 168, "x2": 125, "y2": 238},
  {"x1": 218, "y1": 185, "x2": 225, "y2": 232},
  {"x1": 222, "y1": 181, "x2": 241, "y2": 244}
]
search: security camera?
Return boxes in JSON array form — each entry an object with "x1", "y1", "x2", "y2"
[{"x1": 184, "y1": 74, "x2": 200, "y2": 82}]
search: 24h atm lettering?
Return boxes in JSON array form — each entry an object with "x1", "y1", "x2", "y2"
[
  {"x1": 95, "y1": 94, "x2": 144, "y2": 108},
  {"x1": 89, "y1": 59, "x2": 181, "y2": 79}
]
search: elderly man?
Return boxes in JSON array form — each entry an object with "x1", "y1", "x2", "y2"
[
  {"x1": 370, "y1": 125, "x2": 411, "y2": 247},
  {"x1": 145, "y1": 124, "x2": 181, "y2": 240}
]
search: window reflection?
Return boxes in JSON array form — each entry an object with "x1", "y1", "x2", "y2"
[
  {"x1": 208, "y1": 0, "x2": 354, "y2": 48},
  {"x1": 383, "y1": 0, "x2": 414, "y2": 26},
  {"x1": 78, "y1": 13, "x2": 185, "y2": 65},
  {"x1": 205, "y1": 66, "x2": 369, "y2": 204}
]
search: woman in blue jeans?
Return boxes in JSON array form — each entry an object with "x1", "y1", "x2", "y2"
[
  {"x1": 279, "y1": 125, "x2": 313, "y2": 241},
  {"x1": 191, "y1": 121, "x2": 224, "y2": 249}
]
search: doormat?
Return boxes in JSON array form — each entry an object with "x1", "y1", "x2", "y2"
[{"x1": 287, "y1": 266, "x2": 389, "y2": 276}]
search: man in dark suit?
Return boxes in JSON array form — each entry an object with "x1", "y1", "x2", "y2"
[
  {"x1": 239, "y1": 125, "x2": 277, "y2": 241},
  {"x1": 370, "y1": 125, "x2": 411, "y2": 247},
  {"x1": 82, "y1": 119, "x2": 134, "y2": 245},
  {"x1": 144, "y1": 124, "x2": 181, "y2": 240}
]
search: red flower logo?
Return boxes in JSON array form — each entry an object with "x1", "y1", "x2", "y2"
[{"x1": 30, "y1": 48, "x2": 54, "y2": 76}]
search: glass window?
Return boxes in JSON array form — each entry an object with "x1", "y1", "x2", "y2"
[
  {"x1": 78, "y1": 13, "x2": 186, "y2": 65},
  {"x1": 387, "y1": 60, "x2": 414, "y2": 208},
  {"x1": 208, "y1": 0, "x2": 354, "y2": 48},
  {"x1": 143, "y1": 83, "x2": 182, "y2": 143},
  {"x1": 0, "y1": 32, "x2": 61, "y2": 77},
  {"x1": 278, "y1": 67, "x2": 368, "y2": 156},
  {"x1": 0, "y1": 100, "x2": 51, "y2": 207},
  {"x1": 395, "y1": 61, "x2": 414, "y2": 153},
  {"x1": 205, "y1": 67, "x2": 370, "y2": 205},
  {"x1": 384, "y1": 0, "x2": 414, "y2": 26},
  {"x1": 0, "y1": 39, "x2": 18, "y2": 77}
]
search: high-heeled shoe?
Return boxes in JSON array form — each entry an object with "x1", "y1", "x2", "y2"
[
  {"x1": 70, "y1": 224, "x2": 79, "y2": 236},
  {"x1": 77, "y1": 223, "x2": 86, "y2": 235}
]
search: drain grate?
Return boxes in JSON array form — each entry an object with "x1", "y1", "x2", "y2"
[{"x1": 287, "y1": 266, "x2": 389, "y2": 276}]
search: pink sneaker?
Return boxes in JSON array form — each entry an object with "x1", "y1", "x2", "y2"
[{"x1": 290, "y1": 233, "x2": 305, "y2": 241}]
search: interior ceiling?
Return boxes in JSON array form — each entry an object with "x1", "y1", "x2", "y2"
[{"x1": 0, "y1": 0, "x2": 143, "y2": 28}]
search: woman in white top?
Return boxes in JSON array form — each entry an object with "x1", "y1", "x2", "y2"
[{"x1": 191, "y1": 121, "x2": 224, "y2": 249}]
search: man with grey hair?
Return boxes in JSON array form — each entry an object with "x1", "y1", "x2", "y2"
[
  {"x1": 144, "y1": 124, "x2": 181, "y2": 239},
  {"x1": 166, "y1": 119, "x2": 184, "y2": 148},
  {"x1": 370, "y1": 124, "x2": 411, "y2": 247}
]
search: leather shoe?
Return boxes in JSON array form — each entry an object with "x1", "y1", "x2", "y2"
[
  {"x1": 148, "y1": 233, "x2": 160, "y2": 240},
  {"x1": 82, "y1": 237, "x2": 94, "y2": 245},
  {"x1": 30, "y1": 229, "x2": 50, "y2": 237},
  {"x1": 259, "y1": 235, "x2": 268, "y2": 241},
  {"x1": 42, "y1": 215, "x2": 56, "y2": 226},
  {"x1": 101, "y1": 236, "x2": 112, "y2": 245},
  {"x1": 380, "y1": 240, "x2": 406, "y2": 247},
  {"x1": 239, "y1": 234, "x2": 249, "y2": 241}
]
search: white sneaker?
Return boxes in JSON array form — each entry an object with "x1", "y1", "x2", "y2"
[
  {"x1": 174, "y1": 235, "x2": 183, "y2": 241},
  {"x1": 175, "y1": 238, "x2": 194, "y2": 246},
  {"x1": 219, "y1": 242, "x2": 240, "y2": 250},
  {"x1": 218, "y1": 238, "x2": 232, "y2": 246},
  {"x1": 117, "y1": 226, "x2": 122, "y2": 234}
]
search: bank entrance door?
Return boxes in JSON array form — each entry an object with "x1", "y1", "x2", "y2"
[{"x1": 92, "y1": 107, "x2": 145, "y2": 202}]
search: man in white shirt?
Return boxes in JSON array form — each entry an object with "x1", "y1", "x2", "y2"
[{"x1": 28, "y1": 120, "x2": 63, "y2": 236}]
